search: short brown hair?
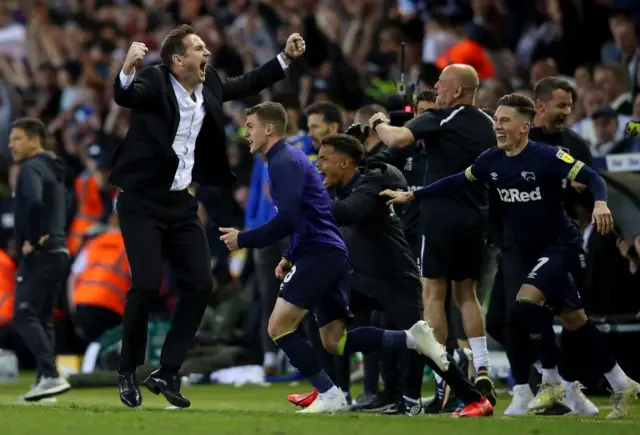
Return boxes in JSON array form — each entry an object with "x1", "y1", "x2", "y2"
[
  {"x1": 356, "y1": 104, "x2": 387, "y2": 120},
  {"x1": 245, "y1": 102, "x2": 288, "y2": 136},
  {"x1": 497, "y1": 93, "x2": 536, "y2": 121},
  {"x1": 11, "y1": 117, "x2": 46, "y2": 145},
  {"x1": 415, "y1": 89, "x2": 438, "y2": 104},
  {"x1": 321, "y1": 133, "x2": 364, "y2": 164},
  {"x1": 533, "y1": 76, "x2": 575, "y2": 102},
  {"x1": 160, "y1": 25, "x2": 196, "y2": 67},
  {"x1": 304, "y1": 102, "x2": 343, "y2": 131}
]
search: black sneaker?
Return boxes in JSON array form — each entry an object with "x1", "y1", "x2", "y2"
[
  {"x1": 474, "y1": 367, "x2": 497, "y2": 406},
  {"x1": 350, "y1": 391, "x2": 377, "y2": 409},
  {"x1": 379, "y1": 398, "x2": 422, "y2": 416},
  {"x1": 536, "y1": 402, "x2": 573, "y2": 415},
  {"x1": 424, "y1": 378, "x2": 447, "y2": 414},
  {"x1": 354, "y1": 391, "x2": 398, "y2": 412}
]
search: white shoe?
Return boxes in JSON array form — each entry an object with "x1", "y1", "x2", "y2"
[
  {"x1": 561, "y1": 382, "x2": 598, "y2": 416},
  {"x1": 504, "y1": 385, "x2": 534, "y2": 416},
  {"x1": 606, "y1": 378, "x2": 640, "y2": 419},
  {"x1": 527, "y1": 382, "x2": 566, "y2": 411},
  {"x1": 297, "y1": 391, "x2": 349, "y2": 414},
  {"x1": 22, "y1": 376, "x2": 71, "y2": 402},
  {"x1": 17, "y1": 396, "x2": 57, "y2": 404},
  {"x1": 406, "y1": 321, "x2": 449, "y2": 372}
]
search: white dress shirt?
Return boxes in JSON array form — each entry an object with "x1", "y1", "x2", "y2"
[{"x1": 119, "y1": 54, "x2": 289, "y2": 191}]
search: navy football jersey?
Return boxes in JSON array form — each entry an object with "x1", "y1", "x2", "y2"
[{"x1": 464, "y1": 141, "x2": 584, "y2": 254}]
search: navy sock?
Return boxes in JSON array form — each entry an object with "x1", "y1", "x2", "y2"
[
  {"x1": 565, "y1": 321, "x2": 616, "y2": 375},
  {"x1": 341, "y1": 327, "x2": 406, "y2": 354},
  {"x1": 517, "y1": 301, "x2": 558, "y2": 369},
  {"x1": 275, "y1": 330, "x2": 335, "y2": 394}
]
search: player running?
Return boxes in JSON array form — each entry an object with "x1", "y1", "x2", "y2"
[
  {"x1": 220, "y1": 102, "x2": 449, "y2": 414},
  {"x1": 381, "y1": 93, "x2": 640, "y2": 419}
]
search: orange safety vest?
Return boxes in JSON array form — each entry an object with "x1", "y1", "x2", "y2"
[
  {"x1": 72, "y1": 230, "x2": 130, "y2": 316},
  {"x1": 0, "y1": 250, "x2": 16, "y2": 326},
  {"x1": 67, "y1": 173, "x2": 115, "y2": 256}
]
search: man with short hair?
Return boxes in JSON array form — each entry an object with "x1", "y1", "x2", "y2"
[
  {"x1": 382, "y1": 93, "x2": 640, "y2": 419},
  {"x1": 220, "y1": 102, "x2": 449, "y2": 414},
  {"x1": 9, "y1": 117, "x2": 70, "y2": 401},
  {"x1": 112, "y1": 24, "x2": 306, "y2": 408},
  {"x1": 305, "y1": 102, "x2": 343, "y2": 150}
]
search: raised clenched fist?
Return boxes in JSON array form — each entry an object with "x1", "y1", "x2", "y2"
[{"x1": 123, "y1": 42, "x2": 148, "y2": 75}]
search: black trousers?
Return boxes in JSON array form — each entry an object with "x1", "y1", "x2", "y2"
[
  {"x1": 349, "y1": 276, "x2": 425, "y2": 400},
  {"x1": 117, "y1": 189, "x2": 213, "y2": 372},
  {"x1": 13, "y1": 251, "x2": 68, "y2": 378}
]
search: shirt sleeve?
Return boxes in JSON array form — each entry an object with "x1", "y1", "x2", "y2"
[
  {"x1": 119, "y1": 69, "x2": 135, "y2": 89},
  {"x1": 331, "y1": 183, "x2": 380, "y2": 226},
  {"x1": 547, "y1": 148, "x2": 607, "y2": 201},
  {"x1": 18, "y1": 163, "x2": 45, "y2": 245},
  {"x1": 404, "y1": 110, "x2": 442, "y2": 141},
  {"x1": 463, "y1": 149, "x2": 492, "y2": 184},
  {"x1": 276, "y1": 54, "x2": 289, "y2": 71},
  {"x1": 237, "y1": 157, "x2": 304, "y2": 249}
]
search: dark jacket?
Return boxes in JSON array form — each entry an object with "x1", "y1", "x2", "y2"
[
  {"x1": 331, "y1": 161, "x2": 420, "y2": 283},
  {"x1": 110, "y1": 58, "x2": 286, "y2": 198},
  {"x1": 14, "y1": 152, "x2": 68, "y2": 252}
]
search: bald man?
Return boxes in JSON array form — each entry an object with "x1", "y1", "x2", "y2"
[{"x1": 368, "y1": 64, "x2": 497, "y2": 411}]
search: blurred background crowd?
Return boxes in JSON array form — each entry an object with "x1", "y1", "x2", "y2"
[{"x1": 0, "y1": 0, "x2": 640, "y2": 385}]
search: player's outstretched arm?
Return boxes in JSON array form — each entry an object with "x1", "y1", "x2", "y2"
[
  {"x1": 380, "y1": 170, "x2": 477, "y2": 205},
  {"x1": 114, "y1": 42, "x2": 157, "y2": 109}
]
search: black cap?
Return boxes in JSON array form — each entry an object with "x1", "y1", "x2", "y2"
[{"x1": 592, "y1": 106, "x2": 617, "y2": 120}]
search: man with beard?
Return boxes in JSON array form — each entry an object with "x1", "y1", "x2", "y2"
[{"x1": 305, "y1": 102, "x2": 343, "y2": 152}]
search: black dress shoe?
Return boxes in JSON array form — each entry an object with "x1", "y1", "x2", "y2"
[
  {"x1": 143, "y1": 369, "x2": 190, "y2": 408},
  {"x1": 118, "y1": 372, "x2": 142, "y2": 408}
]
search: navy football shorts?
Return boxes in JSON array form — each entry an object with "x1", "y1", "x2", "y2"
[
  {"x1": 279, "y1": 247, "x2": 353, "y2": 327},
  {"x1": 522, "y1": 244, "x2": 583, "y2": 313}
]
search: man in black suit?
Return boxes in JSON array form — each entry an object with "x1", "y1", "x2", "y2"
[{"x1": 111, "y1": 24, "x2": 305, "y2": 409}]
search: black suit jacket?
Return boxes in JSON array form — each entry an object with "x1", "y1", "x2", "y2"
[{"x1": 110, "y1": 57, "x2": 286, "y2": 198}]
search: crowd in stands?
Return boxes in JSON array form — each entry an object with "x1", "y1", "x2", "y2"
[{"x1": 0, "y1": 0, "x2": 639, "y2": 378}]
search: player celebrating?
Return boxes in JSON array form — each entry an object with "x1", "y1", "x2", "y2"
[
  {"x1": 381, "y1": 93, "x2": 640, "y2": 419},
  {"x1": 219, "y1": 102, "x2": 449, "y2": 414}
]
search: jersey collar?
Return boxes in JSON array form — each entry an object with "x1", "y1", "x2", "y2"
[{"x1": 266, "y1": 138, "x2": 287, "y2": 160}]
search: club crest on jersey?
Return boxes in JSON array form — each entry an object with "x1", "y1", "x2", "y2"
[
  {"x1": 490, "y1": 172, "x2": 498, "y2": 180},
  {"x1": 497, "y1": 187, "x2": 542, "y2": 203},
  {"x1": 521, "y1": 171, "x2": 536, "y2": 181},
  {"x1": 556, "y1": 150, "x2": 574, "y2": 164}
]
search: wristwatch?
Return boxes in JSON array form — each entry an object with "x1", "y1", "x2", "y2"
[{"x1": 372, "y1": 118, "x2": 388, "y2": 131}]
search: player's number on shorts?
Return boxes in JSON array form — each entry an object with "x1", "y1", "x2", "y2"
[
  {"x1": 528, "y1": 256, "x2": 550, "y2": 279},
  {"x1": 283, "y1": 265, "x2": 297, "y2": 283}
]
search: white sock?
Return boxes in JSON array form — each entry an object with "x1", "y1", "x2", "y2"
[
  {"x1": 263, "y1": 352, "x2": 277, "y2": 367},
  {"x1": 405, "y1": 331, "x2": 416, "y2": 349},
  {"x1": 468, "y1": 336, "x2": 489, "y2": 371},
  {"x1": 434, "y1": 373, "x2": 443, "y2": 384},
  {"x1": 542, "y1": 367, "x2": 561, "y2": 384},
  {"x1": 514, "y1": 383, "x2": 532, "y2": 394},
  {"x1": 604, "y1": 364, "x2": 629, "y2": 392},
  {"x1": 322, "y1": 385, "x2": 342, "y2": 397}
]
